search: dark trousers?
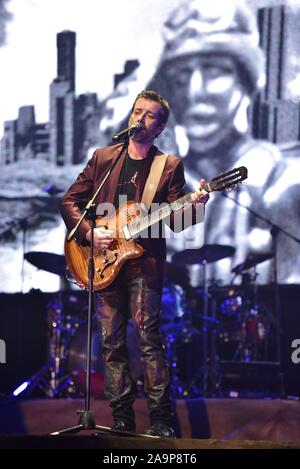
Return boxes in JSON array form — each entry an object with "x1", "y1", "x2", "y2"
[{"x1": 95, "y1": 260, "x2": 173, "y2": 427}]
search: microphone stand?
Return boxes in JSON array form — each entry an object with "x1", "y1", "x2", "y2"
[
  {"x1": 51, "y1": 141, "x2": 145, "y2": 437},
  {"x1": 270, "y1": 225, "x2": 285, "y2": 397}
]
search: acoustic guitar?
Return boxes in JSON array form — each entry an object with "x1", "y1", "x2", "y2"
[{"x1": 65, "y1": 166, "x2": 247, "y2": 290}]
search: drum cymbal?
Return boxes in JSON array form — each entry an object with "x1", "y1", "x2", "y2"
[
  {"x1": 24, "y1": 251, "x2": 66, "y2": 276},
  {"x1": 172, "y1": 244, "x2": 236, "y2": 265},
  {"x1": 231, "y1": 253, "x2": 273, "y2": 274}
]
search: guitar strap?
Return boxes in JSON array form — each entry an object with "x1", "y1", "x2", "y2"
[{"x1": 141, "y1": 153, "x2": 168, "y2": 209}]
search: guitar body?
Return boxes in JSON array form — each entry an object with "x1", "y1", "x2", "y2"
[{"x1": 64, "y1": 201, "x2": 144, "y2": 290}]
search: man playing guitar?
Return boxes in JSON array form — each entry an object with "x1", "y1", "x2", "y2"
[{"x1": 60, "y1": 90, "x2": 210, "y2": 437}]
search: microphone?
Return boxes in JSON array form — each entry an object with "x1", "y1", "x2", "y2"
[{"x1": 112, "y1": 122, "x2": 142, "y2": 142}]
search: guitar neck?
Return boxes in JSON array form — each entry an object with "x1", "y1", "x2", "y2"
[
  {"x1": 123, "y1": 166, "x2": 247, "y2": 239},
  {"x1": 127, "y1": 189, "x2": 205, "y2": 239}
]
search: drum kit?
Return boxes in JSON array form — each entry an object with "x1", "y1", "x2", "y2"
[
  {"x1": 23, "y1": 245, "x2": 274, "y2": 398},
  {"x1": 160, "y1": 246, "x2": 274, "y2": 397},
  {"x1": 23, "y1": 251, "x2": 143, "y2": 398},
  {"x1": 22, "y1": 252, "x2": 87, "y2": 397}
]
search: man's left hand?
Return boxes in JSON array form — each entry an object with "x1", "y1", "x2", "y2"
[{"x1": 192, "y1": 178, "x2": 210, "y2": 205}]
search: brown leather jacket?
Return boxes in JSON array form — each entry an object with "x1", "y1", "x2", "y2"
[{"x1": 60, "y1": 143, "x2": 194, "y2": 289}]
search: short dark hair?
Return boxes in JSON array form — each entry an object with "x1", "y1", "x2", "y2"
[{"x1": 131, "y1": 90, "x2": 170, "y2": 124}]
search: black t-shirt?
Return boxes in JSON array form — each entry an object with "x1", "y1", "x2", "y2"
[{"x1": 114, "y1": 153, "x2": 146, "y2": 208}]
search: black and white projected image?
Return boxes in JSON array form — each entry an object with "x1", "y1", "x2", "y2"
[
  {"x1": 88, "y1": 0, "x2": 300, "y2": 287},
  {"x1": 0, "y1": 0, "x2": 300, "y2": 293}
]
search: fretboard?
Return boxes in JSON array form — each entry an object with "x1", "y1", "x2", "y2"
[
  {"x1": 128, "y1": 191, "x2": 197, "y2": 238},
  {"x1": 123, "y1": 165, "x2": 247, "y2": 239}
]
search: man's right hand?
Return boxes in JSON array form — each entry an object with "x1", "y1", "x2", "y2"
[{"x1": 85, "y1": 227, "x2": 114, "y2": 249}]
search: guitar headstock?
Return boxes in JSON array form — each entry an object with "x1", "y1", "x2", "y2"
[{"x1": 205, "y1": 166, "x2": 248, "y2": 193}]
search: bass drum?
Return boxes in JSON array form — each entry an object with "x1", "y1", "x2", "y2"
[
  {"x1": 163, "y1": 323, "x2": 203, "y2": 398},
  {"x1": 67, "y1": 317, "x2": 142, "y2": 397}
]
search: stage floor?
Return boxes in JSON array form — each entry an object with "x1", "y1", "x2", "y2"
[{"x1": 1, "y1": 397, "x2": 300, "y2": 445}]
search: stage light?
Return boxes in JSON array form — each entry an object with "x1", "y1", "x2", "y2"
[{"x1": 12, "y1": 381, "x2": 30, "y2": 397}]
